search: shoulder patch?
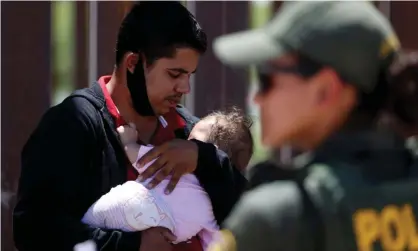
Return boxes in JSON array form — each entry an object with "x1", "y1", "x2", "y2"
[
  {"x1": 208, "y1": 229, "x2": 237, "y2": 251},
  {"x1": 379, "y1": 33, "x2": 400, "y2": 59}
]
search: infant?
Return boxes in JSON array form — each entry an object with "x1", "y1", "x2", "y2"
[{"x1": 82, "y1": 108, "x2": 253, "y2": 250}]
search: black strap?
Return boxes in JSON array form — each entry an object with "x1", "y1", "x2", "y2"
[
  {"x1": 295, "y1": 176, "x2": 325, "y2": 251},
  {"x1": 66, "y1": 91, "x2": 112, "y2": 192},
  {"x1": 67, "y1": 91, "x2": 107, "y2": 138}
]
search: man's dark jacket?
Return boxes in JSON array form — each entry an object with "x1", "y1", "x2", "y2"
[{"x1": 13, "y1": 83, "x2": 247, "y2": 251}]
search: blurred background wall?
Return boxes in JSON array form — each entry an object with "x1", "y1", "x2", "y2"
[{"x1": 2, "y1": 1, "x2": 418, "y2": 250}]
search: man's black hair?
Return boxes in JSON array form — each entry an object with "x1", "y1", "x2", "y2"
[
  {"x1": 115, "y1": 1, "x2": 207, "y2": 66},
  {"x1": 114, "y1": 1, "x2": 207, "y2": 117}
]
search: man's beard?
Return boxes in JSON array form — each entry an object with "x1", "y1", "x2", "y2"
[{"x1": 126, "y1": 65, "x2": 155, "y2": 117}]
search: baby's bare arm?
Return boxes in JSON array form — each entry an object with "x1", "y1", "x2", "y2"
[
  {"x1": 117, "y1": 124, "x2": 138, "y2": 145},
  {"x1": 117, "y1": 125, "x2": 141, "y2": 164},
  {"x1": 124, "y1": 143, "x2": 141, "y2": 164}
]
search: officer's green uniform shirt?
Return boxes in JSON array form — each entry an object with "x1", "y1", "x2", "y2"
[
  {"x1": 246, "y1": 160, "x2": 303, "y2": 190},
  {"x1": 212, "y1": 180, "x2": 307, "y2": 251},
  {"x1": 209, "y1": 1, "x2": 410, "y2": 251},
  {"x1": 209, "y1": 131, "x2": 418, "y2": 251}
]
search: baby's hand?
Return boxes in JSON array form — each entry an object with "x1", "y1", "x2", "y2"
[{"x1": 117, "y1": 123, "x2": 138, "y2": 145}]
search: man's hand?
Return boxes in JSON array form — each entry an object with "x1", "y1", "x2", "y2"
[
  {"x1": 172, "y1": 236, "x2": 204, "y2": 251},
  {"x1": 137, "y1": 139, "x2": 198, "y2": 193},
  {"x1": 140, "y1": 227, "x2": 176, "y2": 251}
]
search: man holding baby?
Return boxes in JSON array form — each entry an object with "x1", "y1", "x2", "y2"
[{"x1": 13, "y1": 2, "x2": 249, "y2": 251}]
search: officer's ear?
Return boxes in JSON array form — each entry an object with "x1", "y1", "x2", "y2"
[
  {"x1": 313, "y1": 68, "x2": 345, "y2": 106},
  {"x1": 315, "y1": 68, "x2": 358, "y2": 113}
]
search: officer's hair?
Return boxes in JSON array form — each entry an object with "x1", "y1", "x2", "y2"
[
  {"x1": 352, "y1": 51, "x2": 418, "y2": 127},
  {"x1": 386, "y1": 51, "x2": 418, "y2": 126},
  {"x1": 202, "y1": 107, "x2": 254, "y2": 165},
  {"x1": 115, "y1": 2, "x2": 207, "y2": 66}
]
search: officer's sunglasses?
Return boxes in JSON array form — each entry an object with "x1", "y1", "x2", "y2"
[{"x1": 256, "y1": 58, "x2": 323, "y2": 95}]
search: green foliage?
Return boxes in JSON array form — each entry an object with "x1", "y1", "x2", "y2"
[{"x1": 51, "y1": 1, "x2": 75, "y2": 105}]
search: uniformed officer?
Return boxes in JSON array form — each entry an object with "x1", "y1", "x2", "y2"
[{"x1": 209, "y1": 1, "x2": 418, "y2": 251}]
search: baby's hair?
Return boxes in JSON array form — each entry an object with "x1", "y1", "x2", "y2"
[{"x1": 202, "y1": 106, "x2": 254, "y2": 167}]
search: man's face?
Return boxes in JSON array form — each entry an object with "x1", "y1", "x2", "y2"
[
  {"x1": 135, "y1": 48, "x2": 200, "y2": 116},
  {"x1": 253, "y1": 54, "x2": 353, "y2": 149}
]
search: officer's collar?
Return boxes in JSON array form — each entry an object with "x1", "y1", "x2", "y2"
[
  {"x1": 290, "y1": 130, "x2": 411, "y2": 166},
  {"x1": 294, "y1": 130, "x2": 414, "y2": 180},
  {"x1": 292, "y1": 151, "x2": 314, "y2": 170},
  {"x1": 316, "y1": 130, "x2": 405, "y2": 155},
  {"x1": 406, "y1": 136, "x2": 418, "y2": 157},
  {"x1": 289, "y1": 130, "x2": 404, "y2": 169}
]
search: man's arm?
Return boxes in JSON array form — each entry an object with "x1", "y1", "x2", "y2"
[
  {"x1": 191, "y1": 140, "x2": 248, "y2": 224},
  {"x1": 13, "y1": 97, "x2": 140, "y2": 251},
  {"x1": 209, "y1": 182, "x2": 305, "y2": 251},
  {"x1": 176, "y1": 105, "x2": 248, "y2": 223}
]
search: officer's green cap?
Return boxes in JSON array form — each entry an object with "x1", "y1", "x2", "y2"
[{"x1": 213, "y1": 1, "x2": 400, "y2": 93}]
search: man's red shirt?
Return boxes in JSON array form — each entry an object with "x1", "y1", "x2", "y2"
[{"x1": 98, "y1": 76, "x2": 186, "y2": 180}]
